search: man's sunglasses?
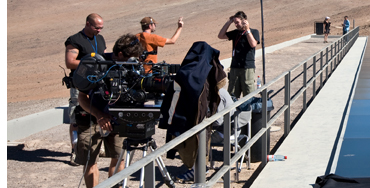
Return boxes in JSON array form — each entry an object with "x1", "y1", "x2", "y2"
[{"x1": 89, "y1": 22, "x2": 104, "y2": 30}]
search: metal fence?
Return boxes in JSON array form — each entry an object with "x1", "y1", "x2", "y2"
[{"x1": 95, "y1": 26, "x2": 360, "y2": 188}]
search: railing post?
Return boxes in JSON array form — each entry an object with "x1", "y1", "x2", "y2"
[
  {"x1": 338, "y1": 51, "x2": 341, "y2": 66},
  {"x1": 313, "y1": 56, "x2": 316, "y2": 99},
  {"x1": 303, "y1": 62, "x2": 307, "y2": 112},
  {"x1": 261, "y1": 89, "x2": 268, "y2": 165},
  {"x1": 195, "y1": 128, "x2": 207, "y2": 184},
  {"x1": 330, "y1": 56, "x2": 333, "y2": 76},
  {"x1": 325, "y1": 48, "x2": 329, "y2": 81},
  {"x1": 320, "y1": 51, "x2": 323, "y2": 89},
  {"x1": 222, "y1": 112, "x2": 231, "y2": 187},
  {"x1": 333, "y1": 42, "x2": 337, "y2": 68},
  {"x1": 144, "y1": 161, "x2": 155, "y2": 188},
  {"x1": 340, "y1": 38, "x2": 343, "y2": 61},
  {"x1": 330, "y1": 44, "x2": 333, "y2": 61},
  {"x1": 343, "y1": 38, "x2": 346, "y2": 53},
  {"x1": 284, "y1": 72, "x2": 291, "y2": 137},
  {"x1": 342, "y1": 39, "x2": 344, "y2": 60}
]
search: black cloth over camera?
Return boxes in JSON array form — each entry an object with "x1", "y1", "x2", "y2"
[{"x1": 158, "y1": 41, "x2": 227, "y2": 164}]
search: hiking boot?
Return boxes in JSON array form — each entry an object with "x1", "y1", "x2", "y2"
[{"x1": 70, "y1": 151, "x2": 80, "y2": 166}]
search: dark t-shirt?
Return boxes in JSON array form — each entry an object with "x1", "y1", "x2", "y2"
[
  {"x1": 324, "y1": 21, "x2": 331, "y2": 31},
  {"x1": 226, "y1": 28, "x2": 260, "y2": 69},
  {"x1": 65, "y1": 30, "x2": 106, "y2": 75}
]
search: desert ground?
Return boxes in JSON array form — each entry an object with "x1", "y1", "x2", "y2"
[{"x1": 6, "y1": 0, "x2": 370, "y2": 187}]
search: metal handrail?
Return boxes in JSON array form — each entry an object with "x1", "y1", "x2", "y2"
[{"x1": 95, "y1": 26, "x2": 359, "y2": 188}]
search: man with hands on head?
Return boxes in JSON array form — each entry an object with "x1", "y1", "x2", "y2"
[{"x1": 218, "y1": 11, "x2": 260, "y2": 98}]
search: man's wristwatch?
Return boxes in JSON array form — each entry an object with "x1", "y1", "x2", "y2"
[{"x1": 246, "y1": 30, "x2": 251, "y2": 34}]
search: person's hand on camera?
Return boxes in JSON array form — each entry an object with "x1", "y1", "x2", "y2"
[
  {"x1": 178, "y1": 17, "x2": 184, "y2": 28},
  {"x1": 96, "y1": 112, "x2": 113, "y2": 131}
]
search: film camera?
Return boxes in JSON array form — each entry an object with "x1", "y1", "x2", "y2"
[{"x1": 72, "y1": 53, "x2": 180, "y2": 139}]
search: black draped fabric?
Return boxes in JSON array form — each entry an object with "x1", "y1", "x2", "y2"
[
  {"x1": 158, "y1": 41, "x2": 227, "y2": 164},
  {"x1": 314, "y1": 174, "x2": 370, "y2": 188}
]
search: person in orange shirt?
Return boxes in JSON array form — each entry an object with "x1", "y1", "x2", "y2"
[{"x1": 136, "y1": 16, "x2": 184, "y2": 73}]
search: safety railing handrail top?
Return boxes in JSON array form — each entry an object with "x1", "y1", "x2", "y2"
[{"x1": 290, "y1": 26, "x2": 359, "y2": 73}]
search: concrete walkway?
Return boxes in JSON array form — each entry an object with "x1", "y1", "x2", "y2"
[{"x1": 250, "y1": 37, "x2": 368, "y2": 188}]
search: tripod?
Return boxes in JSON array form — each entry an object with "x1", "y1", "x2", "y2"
[{"x1": 113, "y1": 137, "x2": 175, "y2": 188}]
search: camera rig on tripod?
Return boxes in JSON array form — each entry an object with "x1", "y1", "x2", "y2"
[{"x1": 72, "y1": 53, "x2": 180, "y2": 139}]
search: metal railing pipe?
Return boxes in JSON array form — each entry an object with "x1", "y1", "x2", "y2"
[
  {"x1": 261, "y1": 89, "x2": 268, "y2": 165},
  {"x1": 284, "y1": 72, "x2": 291, "y2": 136},
  {"x1": 195, "y1": 128, "x2": 207, "y2": 184},
  {"x1": 313, "y1": 56, "x2": 317, "y2": 99},
  {"x1": 222, "y1": 112, "x2": 231, "y2": 187},
  {"x1": 320, "y1": 51, "x2": 323, "y2": 89},
  {"x1": 144, "y1": 161, "x2": 155, "y2": 188},
  {"x1": 303, "y1": 62, "x2": 307, "y2": 112},
  {"x1": 326, "y1": 48, "x2": 329, "y2": 80}
]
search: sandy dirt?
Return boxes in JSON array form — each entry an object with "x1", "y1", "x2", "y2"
[{"x1": 6, "y1": 0, "x2": 370, "y2": 187}]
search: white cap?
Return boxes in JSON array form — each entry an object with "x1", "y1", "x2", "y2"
[{"x1": 325, "y1": 16, "x2": 330, "y2": 19}]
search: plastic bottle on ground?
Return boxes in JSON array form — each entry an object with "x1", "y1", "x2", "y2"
[
  {"x1": 257, "y1": 76, "x2": 262, "y2": 89},
  {"x1": 267, "y1": 155, "x2": 287, "y2": 161}
]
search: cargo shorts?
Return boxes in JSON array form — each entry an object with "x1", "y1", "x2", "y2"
[
  {"x1": 74, "y1": 124, "x2": 125, "y2": 165},
  {"x1": 228, "y1": 68, "x2": 255, "y2": 98}
]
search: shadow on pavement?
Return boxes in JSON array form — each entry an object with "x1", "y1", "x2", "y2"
[{"x1": 7, "y1": 144, "x2": 70, "y2": 164}]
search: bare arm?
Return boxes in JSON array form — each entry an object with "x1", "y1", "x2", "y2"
[
  {"x1": 218, "y1": 17, "x2": 233, "y2": 39},
  {"x1": 166, "y1": 17, "x2": 184, "y2": 44},
  {"x1": 78, "y1": 92, "x2": 113, "y2": 131},
  {"x1": 65, "y1": 44, "x2": 80, "y2": 69},
  {"x1": 243, "y1": 20, "x2": 258, "y2": 48},
  {"x1": 65, "y1": 44, "x2": 106, "y2": 69}
]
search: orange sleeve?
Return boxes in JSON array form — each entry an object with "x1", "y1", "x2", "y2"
[{"x1": 152, "y1": 34, "x2": 167, "y2": 47}]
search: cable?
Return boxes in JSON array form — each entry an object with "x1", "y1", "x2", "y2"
[
  {"x1": 87, "y1": 64, "x2": 121, "y2": 83},
  {"x1": 108, "y1": 65, "x2": 124, "y2": 105}
]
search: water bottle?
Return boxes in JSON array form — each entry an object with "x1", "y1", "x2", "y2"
[
  {"x1": 72, "y1": 131, "x2": 78, "y2": 145},
  {"x1": 267, "y1": 155, "x2": 287, "y2": 161},
  {"x1": 257, "y1": 76, "x2": 262, "y2": 89}
]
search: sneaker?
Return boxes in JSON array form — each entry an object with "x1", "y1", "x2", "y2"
[
  {"x1": 70, "y1": 151, "x2": 80, "y2": 166},
  {"x1": 176, "y1": 167, "x2": 209, "y2": 183},
  {"x1": 176, "y1": 168, "x2": 194, "y2": 183}
]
